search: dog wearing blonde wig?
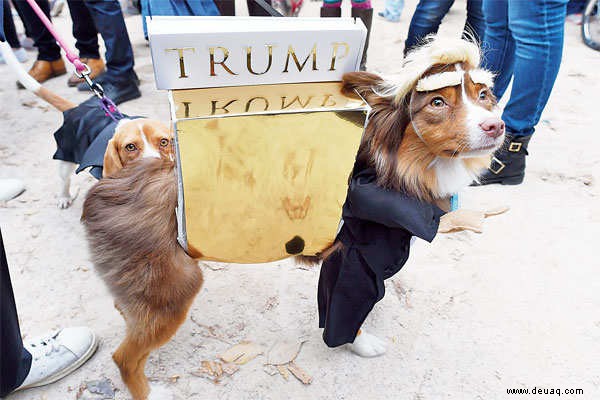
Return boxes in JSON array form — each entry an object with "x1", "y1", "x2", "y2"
[{"x1": 81, "y1": 36, "x2": 505, "y2": 399}]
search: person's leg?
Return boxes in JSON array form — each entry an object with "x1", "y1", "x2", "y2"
[
  {"x1": 351, "y1": 0, "x2": 373, "y2": 70},
  {"x1": 404, "y1": 0, "x2": 454, "y2": 54},
  {"x1": 65, "y1": 0, "x2": 104, "y2": 87},
  {"x1": 3, "y1": 0, "x2": 22, "y2": 48},
  {"x1": 66, "y1": 0, "x2": 99, "y2": 60},
  {"x1": 12, "y1": 0, "x2": 33, "y2": 39},
  {"x1": 1, "y1": 229, "x2": 99, "y2": 395},
  {"x1": 12, "y1": 0, "x2": 61, "y2": 61},
  {"x1": 502, "y1": 0, "x2": 568, "y2": 137},
  {"x1": 11, "y1": 0, "x2": 66, "y2": 85},
  {"x1": 82, "y1": 0, "x2": 136, "y2": 83},
  {"x1": 481, "y1": 0, "x2": 514, "y2": 99},
  {"x1": 464, "y1": 0, "x2": 485, "y2": 44},
  {"x1": 475, "y1": 0, "x2": 568, "y2": 186},
  {"x1": 79, "y1": 0, "x2": 140, "y2": 103},
  {"x1": 0, "y1": 230, "x2": 32, "y2": 397},
  {"x1": 321, "y1": 0, "x2": 341, "y2": 18}
]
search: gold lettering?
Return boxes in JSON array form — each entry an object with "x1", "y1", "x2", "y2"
[
  {"x1": 329, "y1": 42, "x2": 349, "y2": 71},
  {"x1": 281, "y1": 96, "x2": 313, "y2": 110},
  {"x1": 283, "y1": 44, "x2": 318, "y2": 73},
  {"x1": 182, "y1": 101, "x2": 191, "y2": 118},
  {"x1": 245, "y1": 97, "x2": 270, "y2": 112},
  {"x1": 320, "y1": 94, "x2": 336, "y2": 107},
  {"x1": 210, "y1": 99, "x2": 237, "y2": 115},
  {"x1": 246, "y1": 45, "x2": 275, "y2": 75},
  {"x1": 209, "y1": 47, "x2": 238, "y2": 76},
  {"x1": 165, "y1": 47, "x2": 195, "y2": 78}
]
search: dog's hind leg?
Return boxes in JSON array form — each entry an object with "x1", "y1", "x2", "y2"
[
  {"x1": 113, "y1": 290, "x2": 200, "y2": 400},
  {"x1": 57, "y1": 160, "x2": 77, "y2": 209}
]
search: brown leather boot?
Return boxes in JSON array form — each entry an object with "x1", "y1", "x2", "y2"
[
  {"x1": 17, "y1": 59, "x2": 67, "y2": 89},
  {"x1": 67, "y1": 58, "x2": 106, "y2": 87}
]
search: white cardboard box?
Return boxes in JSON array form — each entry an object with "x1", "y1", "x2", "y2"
[{"x1": 148, "y1": 16, "x2": 367, "y2": 89}]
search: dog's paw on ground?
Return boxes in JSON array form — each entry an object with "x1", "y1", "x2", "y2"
[
  {"x1": 348, "y1": 331, "x2": 387, "y2": 358},
  {"x1": 57, "y1": 187, "x2": 79, "y2": 209}
]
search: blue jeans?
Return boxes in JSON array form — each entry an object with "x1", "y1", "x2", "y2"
[
  {"x1": 384, "y1": 0, "x2": 405, "y2": 18},
  {"x1": 84, "y1": 0, "x2": 136, "y2": 83},
  {"x1": 404, "y1": 0, "x2": 485, "y2": 53},
  {"x1": 482, "y1": 0, "x2": 568, "y2": 137}
]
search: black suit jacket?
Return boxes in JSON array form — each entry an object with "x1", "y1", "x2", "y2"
[{"x1": 318, "y1": 165, "x2": 445, "y2": 347}]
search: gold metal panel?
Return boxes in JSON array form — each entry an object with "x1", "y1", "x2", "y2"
[
  {"x1": 177, "y1": 110, "x2": 365, "y2": 263},
  {"x1": 171, "y1": 82, "x2": 366, "y2": 119}
]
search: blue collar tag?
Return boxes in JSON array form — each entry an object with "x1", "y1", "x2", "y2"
[{"x1": 450, "y1": 194, "x2": 459, "y2": 211}]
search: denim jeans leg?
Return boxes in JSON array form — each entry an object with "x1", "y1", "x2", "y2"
[
  {"x1": 66, "y1": 0, "x2": 100, "y2": 59},
  {"x1": 83, "y1": 0, "x2": 136, "y2": 83},
  {"x1": 12, "y1": 0, "x2": 61, "y2": 61},
  {"x1": 481, "y1": 0, "x2": 515, "y2": 100},
  {"x1": 464, "y1": 0, "x2": 485, "y2": 44},
  {"x1": 404, "y1": 0, "x2": 454, "y2": 53},
  {"x1": 501, "y1": 0, "x2": 568, "y2": 136}
]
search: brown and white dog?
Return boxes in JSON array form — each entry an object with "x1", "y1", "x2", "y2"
[
  {"x1": 56, "y1": 118, "x2": 173, "y2": 208},
  {"x1": 57, "y1": 118, "x2": 174, "y2": 208},
  {"x1": 81, "y1": 36, "x2": 504, "y2": 399},
  {"x1": 0, "y1": 40, "x2": 172, "y2": 208}
]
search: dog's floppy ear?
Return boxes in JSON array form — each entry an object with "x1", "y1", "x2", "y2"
[
  {"x1": 342, "y1": 72, "x2": 390, "y2": 106},
  {"x1": 103, "y1": 138, "x2": 123, "y2": 178}
]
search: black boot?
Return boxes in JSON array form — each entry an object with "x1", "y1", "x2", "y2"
[
  {"x1": 320, "y1": 6, "x2": 341, "y2": 17},
  {"x1": 351, "y1": 7, "x2": 373, "y2": 71},
  {"x1": 472, "y1": 134, "x2": 533, "y2": 186}
]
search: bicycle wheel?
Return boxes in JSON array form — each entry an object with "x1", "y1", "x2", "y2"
[{"x1": 582, "y1": 0, "x2": 600, "y2": 51}]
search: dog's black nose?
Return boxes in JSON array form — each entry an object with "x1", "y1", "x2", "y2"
[{"x1": 480, "y1": 118, "x2": 505, "y2": 139}]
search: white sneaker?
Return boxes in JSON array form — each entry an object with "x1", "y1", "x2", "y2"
[
  {"x1": 13, "y1": 327, "x2": 99, "y2": 392},
  {"x1": 0, "y1": 178, "x2": 25, "y2": 201}
]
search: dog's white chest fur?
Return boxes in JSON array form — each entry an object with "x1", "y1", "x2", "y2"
[{"x1": 432, "y1": 158, "x2": 477, "y2": 197}]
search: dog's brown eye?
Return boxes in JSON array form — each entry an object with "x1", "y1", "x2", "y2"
[
  {"x1": 160, "y1": 138, "x2": 169, "y2": 147},
  {"x1": 125, "y1": 143, "x2": 137, "y2": 152},
  {"x1": 430, "y1": 97, "x2": 445, "y2": 107},
  {"x1": 479, "y1": 90, "x2": 487, "y2": 100}
]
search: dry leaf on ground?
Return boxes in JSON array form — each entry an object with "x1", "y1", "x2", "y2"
[
  {"x1": 266, "y1": 339, "x2": 305, "y2": 365},
  {"x1": 191, "y1": 360, "x2": 239, "y2": 384},
  {"x1": 287, "y1": 362, "x2": 312, "y2": 385},
  {"x1": 219, "y1": 341, "x2": 263, "y2": 365},
  {"x1": 276, "y1": 365, "x2": 290, "y2": 380}
]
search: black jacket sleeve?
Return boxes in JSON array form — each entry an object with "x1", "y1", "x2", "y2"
[{"x1": 345, "y1": 168, "x2": 445, "y2": 242}]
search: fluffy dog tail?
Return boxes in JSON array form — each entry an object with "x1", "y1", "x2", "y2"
[{"x1": 81, "y1": 158, "x2": 202, "y2": 309}]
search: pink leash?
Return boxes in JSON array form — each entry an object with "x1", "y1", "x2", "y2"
[{"x1": 25, "y1": 0, "x2": 124, "y2": 122}]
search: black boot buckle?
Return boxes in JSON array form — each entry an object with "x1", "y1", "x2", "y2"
[
  {"x1": 489, "y1": 157, "x2": 506, "y2": 174},
  {"x1": 508, "y1": 142, "x2": 522, "y2": 152}
]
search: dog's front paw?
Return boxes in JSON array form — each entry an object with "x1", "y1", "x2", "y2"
[
  {"x1": 57, "y1": 196, "x2": 74, "y2": 209},
  {"x1": 347, "y1": 330, "x2": 387, "y2": 357},
  {"x1": 57, "y1": 188, "x2": 79, "y2": 209}
]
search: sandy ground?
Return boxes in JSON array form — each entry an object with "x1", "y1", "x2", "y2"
[{"x1": 1, "y1": 0, "x2": 599, "y2": 399}]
